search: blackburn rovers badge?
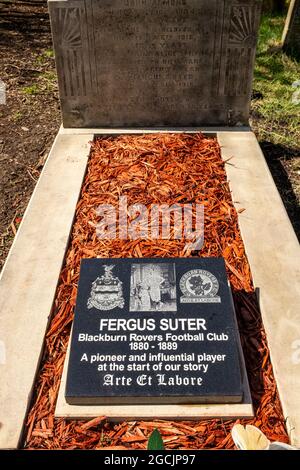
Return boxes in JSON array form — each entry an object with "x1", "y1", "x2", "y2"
[
  {"x1": 87, "y1": 265, "x2": 125, "y2": 311},
  {"x1": 179, "y1": 269, "x2": 221, "y2": 303}
]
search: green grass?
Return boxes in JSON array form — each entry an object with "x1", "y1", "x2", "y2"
[
  {"x1": 44, "y1": 49, "x2": 54, "y2": 58},
  {"x1": 22, "y1": 84, "x2": 41, "y2": 95},
  {"x1": 22, "y1": 72, "x2": 57, "y2": 97},
  {"x1": 252, "y1": 14, "x2": 300, "y2": 148},
  {"x1": 35, "y1": 49, "x2": 55, "y2": 65},
  {"x1": 12, "y1": 111, "x2": 22, "y2": 122},
  {"x1": 39, "y1": 71, "x2": 57, "y2": 91}
]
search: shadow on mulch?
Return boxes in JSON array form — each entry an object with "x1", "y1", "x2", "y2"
[
  {"x1": 233, "y1": 289, "x2": 267, "y2": 413},
  {"x1": 259, "y1": 141, "x2": 300, "y2": 242},
  {"x1": 0, "y1": 3, "x2": 51, "y2": 45}
]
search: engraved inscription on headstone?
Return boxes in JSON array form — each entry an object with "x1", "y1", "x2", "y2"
[
  {"x1": 48, "y1": 0, "x2": 262, "y2": 128},
  {"x1": 282, "y1": 0, "x2": 300, "y2": 58},
  {"x1": 65, "y1": 258, "x2": 245, "y2": 405}
]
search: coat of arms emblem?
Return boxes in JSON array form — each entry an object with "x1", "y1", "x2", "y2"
[
  {"x1": 179, "y1": 269, "x2": 221, "y2": 304},
  {"x1": 87, "y1": 265, "x2": 125, "y2": 311}
]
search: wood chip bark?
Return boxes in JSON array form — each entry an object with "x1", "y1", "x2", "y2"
[{"x1": 23, "y1": 133, "x2": 289, "y2": 450}]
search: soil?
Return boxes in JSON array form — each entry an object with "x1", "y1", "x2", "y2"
[
  {"x1": 0, "y1": 1, "x2": 60, "y2": 269},
  {"x1": 0, "y1": 2, "x2": 299, "y2": 272}
]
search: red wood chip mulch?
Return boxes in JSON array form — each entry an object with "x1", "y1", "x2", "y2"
[{"x1": 23, "y1": 133, "x2": 289, "y2": 449}]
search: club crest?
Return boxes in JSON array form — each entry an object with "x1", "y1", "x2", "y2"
[
  {"x1": 87, "y1": 265, "x2": 125, "y2": 311},
  {"x1": 180, "y1": 269, "x2": 221, "y2": 303}
]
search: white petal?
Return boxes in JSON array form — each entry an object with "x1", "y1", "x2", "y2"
[
  {"x1": 231, "y1": 424, "x2": 270, "y2": 450},
  {"x1": 231, "y1": 424, "x2": 250, "y2": 450},
  {"x1": 245, "y1": 425, "x2": 270, "y2": 450}
]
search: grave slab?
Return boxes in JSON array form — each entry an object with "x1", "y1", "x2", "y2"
[
  {"x1": 53, "y1": 130, "x2": 300, "y2": 447},
  {"x1": 1, "y1": 129, "x2": 299, "y2": 448}
]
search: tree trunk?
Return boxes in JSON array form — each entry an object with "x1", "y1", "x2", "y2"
[{"x1": 262, "y1": 0, "x2": 287, "y2": 13}]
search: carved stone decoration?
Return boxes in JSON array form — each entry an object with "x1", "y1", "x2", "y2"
[
  {"x1": 49, "y1": 0, "x2": 96, "y2": 109},
  {"x1": 229, "y1": 5, "x2": 257, "y2": 47},
  {"x1": 222, "y1": 2, "x2": 262, "y2": 100},
  {"x1": 61, "y1": 8, "x2": 82, "y2": 49},
  {"x1": 48, "y1": 0, "x2": 263, "y2": 128}
]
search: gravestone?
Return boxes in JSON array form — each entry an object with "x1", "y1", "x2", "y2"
[
  {"x1": 48, "y1": 0, "x2": 262, "y2": 128},
  {"x1": 66, "y1": 258, "x2": 244, "y2": 405},
  {"x1": 282, "y1": 0, "x2": 300, "y2": 58}
]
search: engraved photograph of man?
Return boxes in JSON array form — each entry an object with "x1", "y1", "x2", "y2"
[{"x1": 130, "y1": 263, "x2": 177, "y2": 312}]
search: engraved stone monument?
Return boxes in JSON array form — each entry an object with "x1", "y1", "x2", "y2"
[
  {"x1": 46, "y1": 0, "x2": 260, "y2": 417},
  {"x1": 48, "y1": 0, "x2": 262, "y2": 128},
  {"x1": 282, "y1": 0, "x2": 300, "y2": 58},
  {"x1": 65, "y1": 258, "x2": 246, "y2": 405}
]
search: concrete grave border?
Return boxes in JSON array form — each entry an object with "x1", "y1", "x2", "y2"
[{"x1": 0, "y1": 127, "x2": 299, "y2": 449}]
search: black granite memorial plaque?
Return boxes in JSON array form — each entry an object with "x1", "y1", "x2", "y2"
[{"x1": 65, "y1": 258, "x2": 245, "y2": 405}]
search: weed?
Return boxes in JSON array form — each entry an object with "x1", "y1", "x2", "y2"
[{"x1": 22, "y1": 84, "x2": 40, "y2": 96}]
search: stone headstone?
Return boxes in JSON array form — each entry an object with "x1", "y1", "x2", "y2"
[
  {"x1": 48, "y1": 0, "x2": 262, "y2": 128},
  {"x1": 282, "y1": 0, "x2": 300, "y2": 58},
  {"x1": 65, "y1": 258, "x2": 245, "y2": 405}
]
